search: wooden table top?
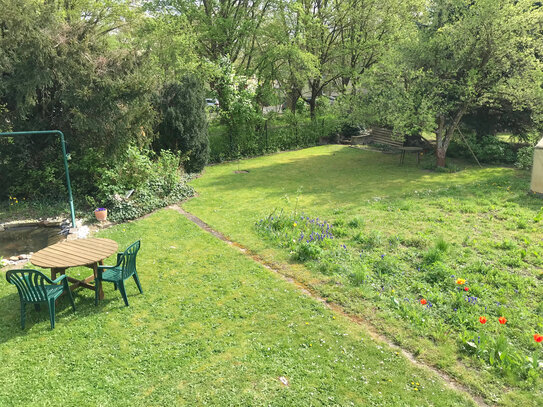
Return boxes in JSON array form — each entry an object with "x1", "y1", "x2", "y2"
[{"x1": 31, "y1": 238, "x2": 118, "y2": 269}]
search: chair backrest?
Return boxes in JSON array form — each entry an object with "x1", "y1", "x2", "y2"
[
  {"x1": 119, "y1": 240, "x2": 140, "y2": 279},
  {"x1": 6, "y1": 269, "x2": 51, "y2": 302}
]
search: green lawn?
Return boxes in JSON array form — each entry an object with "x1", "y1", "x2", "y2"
[
  {"x1": 183, "y1": 145, "x2": 543, "y2": 405},
  {"x1": 0, "y1": 209, "x2": 474, "y2": 406}
]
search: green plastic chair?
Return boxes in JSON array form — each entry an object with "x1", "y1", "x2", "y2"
[
  {"x1": 5, "y1": 269, "x2": 76, "y2": 329},
  {"x1": 95, "y1": 240, "x2": 142, "y2": 306}
]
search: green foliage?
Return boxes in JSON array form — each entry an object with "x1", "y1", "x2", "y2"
[
  {"x1": 353, "y1": 230, "x2": 383, "y2": 249},
  {"x1": 0, "y1": 0, "x2": 156, "y2": 201},
  {"x1": 294, "y1": 242, "x2": 323, "y2": 261},
  {"x1": 154, "y1": 77, "x2": 209, "y2": 173},
  {"x1": 208, "y1": 112, "x2": 341, "y2": 163},
  {"x1": 448, "y1": 134, "x2": 517, "y2": 164},
  {"x1": 515, "y1": 146, "x2": 534, "y2": 170},
  {"x1": 347, "y1": 215, "x2": 365, "y2": 228},
  {"x1": 345, "y1": 0, "x2": 543, "y2": 167},
  {"x1": 95, "y1": 147, "x2": 194, "y2": 222}
]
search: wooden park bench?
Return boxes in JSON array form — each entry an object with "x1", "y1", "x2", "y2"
[{"x1": 352, "y1": 127, "x2": 423, "y2": 164}]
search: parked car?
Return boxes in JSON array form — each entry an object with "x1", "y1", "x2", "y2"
[{"x1": 205, "y1": 98, "x2": 219, "y2": 108}]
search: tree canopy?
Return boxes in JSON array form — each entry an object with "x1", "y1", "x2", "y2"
[{"x1": 1, "y1": 0, "x2": 543, "y2": 200}]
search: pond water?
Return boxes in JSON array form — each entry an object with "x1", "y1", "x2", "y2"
[{"x1": 0, "y1": 226, "x2": 66, "y2": 258}]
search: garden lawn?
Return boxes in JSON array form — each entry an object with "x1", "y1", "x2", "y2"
[
  {"x1": 0, "y1": 209, "x2": 474, "y2": 406},
  {"x1": 183, "y1": 145, "x2": 543, "y2": 406}
]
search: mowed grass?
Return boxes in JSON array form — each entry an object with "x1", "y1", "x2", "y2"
[
  {"x1": 0, "y1": 210, "x2": 474, "y2": 406},
  {"x1": 183, "y1": 145, "x2": 543, "y2": 405}
]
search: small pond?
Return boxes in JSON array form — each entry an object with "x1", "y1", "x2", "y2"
[{"x1": 0, "y1": 225, "x2": 66, "y2": 258}]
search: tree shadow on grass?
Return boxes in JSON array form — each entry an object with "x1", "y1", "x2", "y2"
[{"x1": 196, "y1": 147, "x2": 539, "y2": 211}]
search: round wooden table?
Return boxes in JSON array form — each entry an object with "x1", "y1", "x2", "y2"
[{"x1": 31, "y1": 238, "x2": 118, "y2": 299}]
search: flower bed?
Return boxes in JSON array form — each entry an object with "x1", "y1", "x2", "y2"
[{"x1": 256, "y1": 210, "x2": 543, "y2": 384}]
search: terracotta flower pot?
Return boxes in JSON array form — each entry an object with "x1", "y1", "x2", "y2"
[{"x1": 94, "y1": 209, "x2": 107, "y2": 221}]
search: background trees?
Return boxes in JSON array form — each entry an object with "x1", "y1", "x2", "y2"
[
  {"x1": 1, "y1": 0, "x2": 542, "y2": 206},
  {"x1": 346, "y1": 0, "x2": 543, "y2": 167}
]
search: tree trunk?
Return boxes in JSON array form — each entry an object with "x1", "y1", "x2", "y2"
[
  {"x1": 436, "y1": 146, "x2": 447, "y2": 167},
  {"x1": 287, "y1": 87, "x2": 298, "y2": 113},
  {"x1": 309, "y1": 98, "x2": 316, "y2": 120},
  {"x1": 434, "y1": 106, "x2": 467, "y2": 168},
  {"x1": 435, "y1": 115, "x2": 446, "y2": 167}
]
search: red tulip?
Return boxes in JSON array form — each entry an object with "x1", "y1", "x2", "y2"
[
  {"x1": 535, "y1": 334, "x2": 543, "y2": 343},
  {"x1": 420, "y1": 299, "x2": 427, "y2": 305},
  {"x1": 464, "y1": 287, "x2": 469, "y2": 291},
  {"x1": 498, "y1": 317, "x2": 507, "y2": 325},
  {"x1": 479, "y1": 316, "x2": 487, "y2": 324}
]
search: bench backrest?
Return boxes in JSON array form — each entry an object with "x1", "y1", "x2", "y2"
[{"x1": 369, "y1": 127, "x2": 404, "y2": 147}]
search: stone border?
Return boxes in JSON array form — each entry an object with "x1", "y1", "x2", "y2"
[{"x1": 0, "y1": 217, "x2": 84, "y2": 269}]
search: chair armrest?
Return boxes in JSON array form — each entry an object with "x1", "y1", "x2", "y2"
[
  {"x1": 98, "y1": 253, "x2": 124, "y2": 270},
  {"x1": 97, "y1": 265, "x2": 118, "y2": 270},
  {"x1": 51, "y1": 275, "x2": 67, "y2": 284}
]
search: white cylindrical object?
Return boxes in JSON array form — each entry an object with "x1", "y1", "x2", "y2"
[{"x1": 530, "y1": 137, "x2": 543, "y2": 194}]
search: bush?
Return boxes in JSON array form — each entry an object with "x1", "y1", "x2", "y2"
[
  {"x1": 515, "y1": 146, "x2": 534, "y2": 170},
  {"x1": 294, "y1": 242, "x2": 323, "y2": 261},
  {"x1": 154, "y1": 77, "x2": 209, "y2": 173},
  {"x1": 96, "y1": 147, "x2": 194, "y2": 222},
  {"x1": 447, "y1": 134, "x2": 517, "y2": 164},
  {"x1": 207, "y1": 112, "x2": 341, "y2": 163}
]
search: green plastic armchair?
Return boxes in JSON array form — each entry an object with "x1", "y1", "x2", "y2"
[
  {"x1": 95, "y1": 240, "x2": 142, "y2": 306},
  {"x1": 5, "y1": 269, "x2": 76, "y2": 329}
]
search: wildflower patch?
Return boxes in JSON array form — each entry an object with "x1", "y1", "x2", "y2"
[{"x1": 256, "y1": 209, "x2": 543, "y2": 385}]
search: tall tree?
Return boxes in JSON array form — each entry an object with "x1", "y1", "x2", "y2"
[
  {"x1": 258, "y1": 0, "x2": 414, "y2": 118},
  {"x1": 150, "y1": 0, "x2": 275, "y2": 107},
  {"x1": 0, "y1": 0, "x2": 156, "y2": 198},
  {"x1": 154, "y1": 76, "x2": 209, "y2": 173},
  {"x1": 353, "y1": 0, "x2": 543, "y2": 167}
]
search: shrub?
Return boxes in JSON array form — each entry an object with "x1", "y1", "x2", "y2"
[
  {"x1": 96, "y1": 147, "x2": 194, "y2": 222},
  {"x1": 294, "y1": 242, "x2": 323, "y2": 261},
  {"x1": 515, "y1": 146, "x2": 534, "y2": 170},
  {"x1": 448, "y1": 134, "x2": 517, "y2": 164},
  {"x1": 207, "y1": 112, "x2": 341, "y2": 163},
  {"x1": 154, "y1": 77, "x2": 209, "y2": 173}
]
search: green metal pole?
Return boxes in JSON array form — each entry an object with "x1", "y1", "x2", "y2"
[{"x1": 0, "y1": 130, "x2": 77, "y2": 228}]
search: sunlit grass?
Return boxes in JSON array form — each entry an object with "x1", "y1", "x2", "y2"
[
  {"x1": 184, "y1": 145, "x2": 543, "y2": 405},
  {"x1": 0, "y1": 209, "x2": 474, "y2": 406}
]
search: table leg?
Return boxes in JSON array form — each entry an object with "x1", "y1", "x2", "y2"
[
  {"x1": 93, "y1": 263, "x2": 104, "y2": 300},
  {"x1": 51, "y1": 268, "x2": 66, "y2": 280}
]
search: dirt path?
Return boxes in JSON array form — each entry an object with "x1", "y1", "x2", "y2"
[{"x1": 171, "y1": 204, "x2": 491, "y2": 407}]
